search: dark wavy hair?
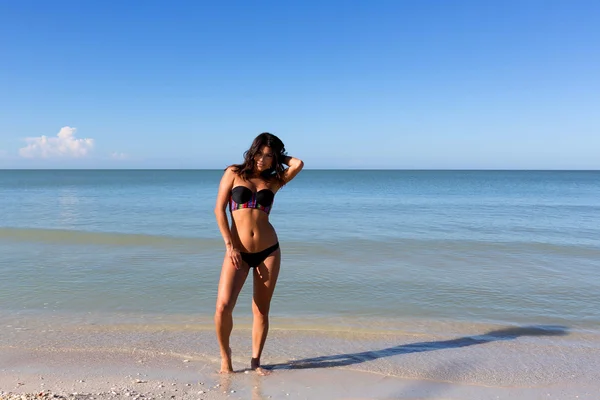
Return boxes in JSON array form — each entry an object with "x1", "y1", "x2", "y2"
[{"x1": 229, "y1": 133, "x2": 287, "y2": 185}]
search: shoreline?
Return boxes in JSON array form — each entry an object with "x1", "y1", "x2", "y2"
[
  {"x1": 1, "y1": 347, "x2": 597, "y2": 400},
  {"x1": 2, "y1": 318, "x2": 600, "y2": 399}
]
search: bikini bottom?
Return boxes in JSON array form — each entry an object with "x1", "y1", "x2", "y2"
[{"x1": 240, "y1": 242, "x2": 280, "y2": 268}]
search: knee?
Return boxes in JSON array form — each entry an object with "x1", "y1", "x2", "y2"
[
  {"x1": 252, "y1": 302, "x2": 270, "y2": 318},
  {"x1": 215, "y1": 301, "x2": 234, "y2": 317}
]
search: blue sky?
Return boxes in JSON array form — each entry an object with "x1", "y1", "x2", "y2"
[{"x1": 1, "y1": 0, "x2": 598, "y2": 169}]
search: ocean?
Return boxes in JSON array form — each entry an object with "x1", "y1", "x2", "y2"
[{"x1": 1, "y1": 169, "x2": 599, "y2": 385}]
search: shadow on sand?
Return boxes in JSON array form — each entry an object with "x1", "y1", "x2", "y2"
[{"x1": 265, "y1": 324, "x2": 568, "y2": 370}]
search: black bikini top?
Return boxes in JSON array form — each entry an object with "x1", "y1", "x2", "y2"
[{"x1": 229, "y1": 186, "x2": 274, "y2": 214}]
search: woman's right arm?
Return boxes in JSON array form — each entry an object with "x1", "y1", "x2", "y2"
[{"x1": 214, "y1": 167, "x2": 242, "y2": 268}]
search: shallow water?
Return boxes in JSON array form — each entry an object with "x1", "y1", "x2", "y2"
[{"x1": 1, "y1": 170, "x2": 599, "y2": 331}]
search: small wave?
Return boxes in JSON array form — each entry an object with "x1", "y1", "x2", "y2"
[
  {"x1": 0, "y1": 227, "x2": 219, "y2": 251},
  {"x1": 2, "y1": 226, "x2": 599, "y2": 259}
]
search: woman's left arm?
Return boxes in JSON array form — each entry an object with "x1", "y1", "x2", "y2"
[{"x1": 281, "y1": 155, "x2": 304, "y2": 185}]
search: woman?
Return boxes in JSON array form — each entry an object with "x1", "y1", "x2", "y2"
[{"x1": 214, "y1": 132, "x2": 304, "y2": 375}]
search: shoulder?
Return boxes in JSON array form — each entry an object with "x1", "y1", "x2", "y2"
[
  {"x1": 269, "y1": 176, "x2": 286, "y2": 193},
  {"x1": 224, "y1": 165, "x2": 240, "y2": 177},
  {"x1": 219, "y1": 166, "x2": 240, "y2": 187}
]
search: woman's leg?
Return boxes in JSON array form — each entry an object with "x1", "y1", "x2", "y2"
[
  {"x1": 215, "y1": 254, "x2": 250, "y2": 373},
  {"x1": 251, "y1": 248, "x2": 281, "y2": 375}
]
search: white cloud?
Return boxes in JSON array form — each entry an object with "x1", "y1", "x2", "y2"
[
  {"x1": 110, "y1": 152, "x2": 128, "y2": 160},
  {"x1": 19, "y1": 126, "x2": 94, "y2": 159}
]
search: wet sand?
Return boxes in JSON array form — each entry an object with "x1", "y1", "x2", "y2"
[
  {"x1": 1, "y1": 346, "x2": 598, "y2": 400},
  {"x1": 1, "y1": 316, "x2": 599, "y2": 399}
]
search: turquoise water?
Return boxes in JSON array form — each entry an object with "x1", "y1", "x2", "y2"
[{"x1": 1, "y1": 169, "x2": 599, "y2": 332}]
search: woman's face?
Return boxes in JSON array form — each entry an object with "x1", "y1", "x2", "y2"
[{"x1": 254, "y1": 145, "x2": 274, "y2": 172}]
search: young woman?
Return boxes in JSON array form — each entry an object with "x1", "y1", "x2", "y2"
[{"x1": 214, "y1": 132, "x2": 304, "y2": 375}]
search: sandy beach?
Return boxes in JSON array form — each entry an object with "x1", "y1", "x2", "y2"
[
  {"x1": 2, "y1": 315, "x2": 599, "y2": 400},
  {"x1": 2, "y1": 346, "x2": 598, "y2": 400}
]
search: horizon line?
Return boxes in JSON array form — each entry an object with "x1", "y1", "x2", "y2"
[{"x1": 1, "y1": 168, "x2": 599, "y2": 172}]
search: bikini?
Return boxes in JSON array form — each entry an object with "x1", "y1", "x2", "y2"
[{"x1": 230, "y1": 186, "x2": 279, "y2": 268}]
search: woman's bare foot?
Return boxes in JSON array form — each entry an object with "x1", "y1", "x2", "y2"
[
  {"x1": 219, "y1": 347, "x2": 234, "y2": 374},
  {"x1": 251, "y1": 357, "x2": 271, "y2": 376}
]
